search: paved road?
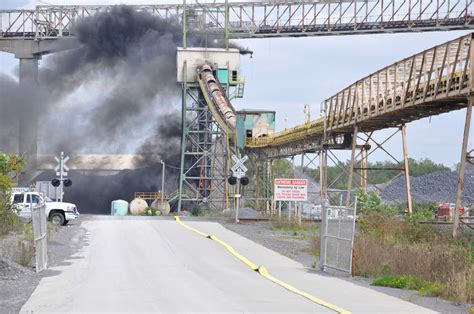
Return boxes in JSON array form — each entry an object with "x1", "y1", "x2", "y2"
[{"x1": 21, "y1": 216, "x2": 434, "y2": 313}]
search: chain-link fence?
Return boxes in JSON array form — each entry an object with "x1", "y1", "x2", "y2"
[
  {"x1": 31, "y1": 201, "x2": 48, "y2": 272},
  {"x1": 319, "y1": 201, "x2": 357, "y2": 274}
]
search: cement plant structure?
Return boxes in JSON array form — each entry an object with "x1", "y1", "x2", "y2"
[{"x1": 1, "y1": 1, "x2": 474, "y2": 236}]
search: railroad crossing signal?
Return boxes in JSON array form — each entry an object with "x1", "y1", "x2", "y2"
[
  {"x1": 52, "y1": 152, "x2": 71, "y2": 202},
  {"x1": 54, "y1": 152, "x2": 69, "y2": 177},
  {"x1": 231, "y1": 154, "x2": 248, "y2": 179}
]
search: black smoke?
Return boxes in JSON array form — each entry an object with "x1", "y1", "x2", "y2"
[
  {"x1": 39, "y1": 5, "x2": 184, "y2": 156},
  {"x1": 0, "y1": 6, "x2": 233, "y2": 213}
]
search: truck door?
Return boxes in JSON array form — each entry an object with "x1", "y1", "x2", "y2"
[
  {"x1": 12, "y1": 193, "x2": 29, "y2": 218},
  {"x1": 18, "y1": 193, "x2": 41, "y2": 218}
]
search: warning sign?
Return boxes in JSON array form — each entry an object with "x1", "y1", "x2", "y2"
[{"x1": 274, "y1": 179, "x2": 308, "y2": 201}]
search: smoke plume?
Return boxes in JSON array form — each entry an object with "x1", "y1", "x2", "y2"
[{"x1": 0, "y1": 6, "x2": 232, "y2": 213}]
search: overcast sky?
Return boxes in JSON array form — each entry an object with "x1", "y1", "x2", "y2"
[{"x1": 0, "y1": 0, "x2": 472, "y2": 167}]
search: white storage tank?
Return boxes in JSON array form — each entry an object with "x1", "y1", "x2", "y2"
[
  {"x1": 129, "y1": 198, "x2": 148, "y2": 215},
  {"x1": 151, "y1": 199, "x2": 171, "y2": 215}
]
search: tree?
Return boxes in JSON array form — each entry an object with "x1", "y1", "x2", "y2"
[
  {"x1": 0, "y1": 153, "x2": 24, "y2": 235},
  {"x1": 304, "y1": 158, "x2": 449, "y2": 188}
]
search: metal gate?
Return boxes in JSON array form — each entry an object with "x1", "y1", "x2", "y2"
[
  {"x1": 319, "y1": 202, "x2": 357, "y2": 274},
  {"x1": 31, "y1": 201, "x2": 48, "y2": 272}
]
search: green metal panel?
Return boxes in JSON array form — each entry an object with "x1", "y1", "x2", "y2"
[
  {"x1": 239, "y1": 110, "x2": 276, "y2": 131},
  {"x1": 217, "y1": 68, "x2": 229, "y2": 85},
  {"x1": 236, "y1": 110, "x2": 276, "y2": 148}
]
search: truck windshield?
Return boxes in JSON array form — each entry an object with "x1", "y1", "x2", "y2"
[{"x1": 44, "y1": 196, "x2": 53, "y2": 202}]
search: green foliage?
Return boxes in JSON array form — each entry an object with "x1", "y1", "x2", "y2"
[
  {"x1": 270, "y1": 221, "x2": 317, "y2": 232},
  {"x1": 274, "y1": 159, "x2": 293, "y2": 178},
  {"x1": 405, "y1": 209, "x2": 435, "y2": 224},
  {"x1": 372, "y1": 275, "x2": 443, "y2": 297},
  {"x1": 143, "y1": 207, "x2": 161, "y2": 216},
  {"x1": 190, "y1": 205, "x2": 202, "y2": 216},
  {"x1": 0, "y1": 152, "x2": 24, "y2": 235},
  {"x1": 18, "y1": 222, "x2": 34, "y2": 267},
  {"x1": 355, "y1": 188, "x2": 395, "y2": 214},
  {"x1": 304, "y1": 158, "x2": 449, "y2": 189},
  {"x1": 418, "y1": 282, "x2": 444, "y2": 297},
  {"x1": 0, "y1": 153, "x2": 24, "y2": 192},
  {"x1": 372, "y1": 275, "x2": 419, "y2": 289},
  {"x1": 356, "y1": 207, "x2": 473, "y2": 303},
  {"x1": 394, "y1": 201, "x2": 438, "y2": 214}
]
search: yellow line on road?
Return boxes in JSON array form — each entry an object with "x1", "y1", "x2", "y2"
[{"x1": 174, "y1": 216, "x2": 351, "y2": 314}]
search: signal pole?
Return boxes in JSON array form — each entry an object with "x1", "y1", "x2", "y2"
[{"x1": 160, "y1": 160, "x2": 165, "y2": 204}]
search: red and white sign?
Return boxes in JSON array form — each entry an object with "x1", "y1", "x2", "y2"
[{"x1": 274, "y1": 179, "x2": 308, "y2": 201}]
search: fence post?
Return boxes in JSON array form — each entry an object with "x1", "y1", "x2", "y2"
[
  {"x1": 319, "y1": 199, "x2": 328, "y2": 270},
  {"x1": 278, "y1": 201, "x2": 282, "y2": 219},
  {"x1": 350, "y1": 196, "x2": 358, "y2": 276}
]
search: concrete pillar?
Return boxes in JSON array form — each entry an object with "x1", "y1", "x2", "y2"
[{"x1": 18, "y1": 56, "x2": 40, "y2": 186}]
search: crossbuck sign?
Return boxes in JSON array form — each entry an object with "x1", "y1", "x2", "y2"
[
  {"x1": 231, "y1": 154, "x2": 248, "y2": 179},
  {"x1": 54, "y1": 152, "x2": 69, "y2": 177}
]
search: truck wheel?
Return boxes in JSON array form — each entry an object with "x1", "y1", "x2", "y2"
[{"x1": 50, "y1": 212, "x2": 65, "y2": 226}]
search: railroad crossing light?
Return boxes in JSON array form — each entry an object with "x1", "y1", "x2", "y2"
[
  {"x1": 228, "y1": 176, "x2": 237, "y2": 185},
  {"x1": 51, "y1": 179, "x2": 60, "y2": 187},
  {"x1": 64, "y1": 179, "x2": 72, "y2": 187},
  {"x1": 240, "y1": 177, "x2": 249, "y2": 186}
]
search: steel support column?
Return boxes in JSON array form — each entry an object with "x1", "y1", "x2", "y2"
[
  {"x1": 346, "y1": 126, "x2": 358, "y2": 207},
  {"x1": 177, "y1": 61, "x2": 187, "y2": 212},
  {"x1": 360, "y1": 147, "x2": 368, "y2": 192},
  {"x1": 319, "y1": 149, "x2": 327, "y2": 202},
  {"x1": 401, "y1": 124, "x2": 413, "y2": 215},
  {"x1": 453, "y1": 100, "x2": 472, "y2": 237},
  {"x1": 18, "y1": 56, "x2": 40, "y2": 186}
]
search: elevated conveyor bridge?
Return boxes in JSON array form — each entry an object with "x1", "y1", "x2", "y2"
[
  {"x1": 1, "y1": 1, "x2": 474, "y2": 40},
  {"x1": 244, "y1": 32, "x2": 474, "y2": 159}
]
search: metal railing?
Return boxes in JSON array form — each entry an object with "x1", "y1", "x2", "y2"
[
  {"x1": 245, "y1": 118, "x2": 324, "y2": 148},
  {"x1": 134, "y1": 191, "x2": 168, "y2": 201},
  {"x1": 324, "y1": 33, "x2": 473, "y2": 132},
  {"x1": 31, "y1": 201, "x2": 48, "y2": 272}
]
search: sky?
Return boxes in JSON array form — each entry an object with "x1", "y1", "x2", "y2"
[{"x1": 0, "y1": 0, "x2": 472, "y2": 168}]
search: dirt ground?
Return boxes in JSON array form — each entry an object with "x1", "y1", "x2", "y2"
[{"x1": 0, "y1": 219, "x2": 87, "y2": 314}]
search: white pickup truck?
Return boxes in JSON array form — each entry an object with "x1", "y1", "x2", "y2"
[{"x1": 11, "y1": 190, "x2": 79, "y2": 226}]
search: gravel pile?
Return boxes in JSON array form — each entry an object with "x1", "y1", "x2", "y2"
[
  {"x1": 0, "y1": 258, "x2": 33, "y2": 280},
  {"x1": 378, "y1": 167, "x2": 474, "y2": 205},
  {"x1": 223, "y1": 207, "x2": 262, "y2": 219},
  {"x1": 295, "y1": 167, "x2": 322, "y2": 203}
]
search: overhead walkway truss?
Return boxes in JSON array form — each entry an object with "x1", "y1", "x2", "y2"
[{"x1": 1, "y1": 1, "x2": 474, "y2": 40}]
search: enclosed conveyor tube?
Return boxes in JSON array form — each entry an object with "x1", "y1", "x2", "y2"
[{"x1": 198, "y1": 64, "x2": 237, "y2": 133}]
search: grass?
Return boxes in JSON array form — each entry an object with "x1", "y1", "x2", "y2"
[
  {"x1": 0, "y1": 204, "x2": 21, "y2": 236},
  {"x1": 351, "y1": 211, "x2": 473, "y2": 304},
  {"x1": 17, "y1": 222, "x2": 34, "y2": 267},
  {"x1": 270, "y1": 219, "x2": 319, "y2": 232},
  {"x1": 372, "y1": 275, "x2": 443, "y2": 297}
]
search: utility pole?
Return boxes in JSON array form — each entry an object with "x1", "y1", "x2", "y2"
[{"x1": 160, "y1": 160, "x2": 165, "y2": 204}]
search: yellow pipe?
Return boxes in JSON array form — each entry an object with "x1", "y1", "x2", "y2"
[{"x1": 174, "y1": 216, "x2": 351, "y2": 314}]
